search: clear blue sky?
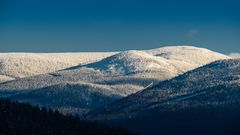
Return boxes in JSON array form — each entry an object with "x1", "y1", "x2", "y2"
[{"x1": 0, "y1": 0, "x2": 239, "y2": 54}]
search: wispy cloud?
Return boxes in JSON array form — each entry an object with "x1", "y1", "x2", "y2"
[{"x1": 186, "y1": 29, "x2": 199, "y2": 39}]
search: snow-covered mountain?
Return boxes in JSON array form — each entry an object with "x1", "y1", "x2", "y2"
[
  {"x1": 0, "y1": 52, "x2": 115, "y2": 80},
  {"x1": 4, "y1": 82, "x2": 122, "y2": 115},
  {"x1": 82, "y1": 46, "x2": 229, "y2": 75},
  {"x1": 0, "y1": 46, "x2": 230, "y2": 114},
  {"x1": 86, "y1": 59, "x2": 240, "y2": 120},
  {"x1": 229, "y1": 52, "x2": 240, "y2": 59}
]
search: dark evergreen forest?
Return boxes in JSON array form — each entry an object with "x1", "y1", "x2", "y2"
[{"x1": 0, "y1": 99, "x2": 136, "y2": 135}]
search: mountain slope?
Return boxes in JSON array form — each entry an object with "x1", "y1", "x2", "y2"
[
  {"x1": 5, "y1": 82, "x2": 122, "y2": 115},
  {"x1": 0, "y1": 75, "x2": 14, "y2": 83},
  {"x1": 81, "y1": 46, "x2": 230, "y2": 76},
  {"x1": 146, "y1": 46, "x2": 230, "y2": 72},
  {"x1": 86, "y1": 59, "x2": 240, "y2": 135},
  {"x1": 0, "y1": 46, "x2": 229, "y2": 90},
  {"x1": 0, "y1": 99, "x2": 136, "y2": 135},
  {"x1": 0, "y1": 46, "x2": 230, "y2": 115},
  {"x1": 82, "y1": 50, "x2": 178, "y2": 75},
  {"x1": 0, "y1": 52, "x2": 115, "y2": 80},
  {"x1": 87, "y1": 59, "x2": 240, "y2": 120},
  {"x1": 230, "y1": 52, "x2": 240, "y2": 59}
]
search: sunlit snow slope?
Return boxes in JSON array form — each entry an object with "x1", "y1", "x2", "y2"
[
  {"x1": 229, "y1": 53, "x2": 240, "y2": 59},
  {"x1": 82, "y1": 46, "x2": 230, "y2": 76},
  {"x1": 0, "y1": 52, "x2": 116, "y2": 80}
]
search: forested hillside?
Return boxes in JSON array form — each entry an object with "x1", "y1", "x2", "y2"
[{"x1": 0, "y1": 99, "x2": 136, "y2": 135}]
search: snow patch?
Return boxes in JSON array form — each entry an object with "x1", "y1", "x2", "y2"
[{"x1": 229, "y1": 52, "x2": 240, "y2": 59}]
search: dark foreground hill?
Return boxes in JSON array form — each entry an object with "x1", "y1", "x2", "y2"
[
  {"x1": 0, "y1": 99, "x2": 136, "y2": 135},
  {"x1": 103, "y1": 106, "x2": 240, "y2": 135}
]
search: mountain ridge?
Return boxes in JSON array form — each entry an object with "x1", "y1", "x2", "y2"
[
  {"x1": 86, "y1": 59, "x2": 240, "y2": 120},
  {"x1": 0, "y1": 46, "x2": 231, "y2": 115}
]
